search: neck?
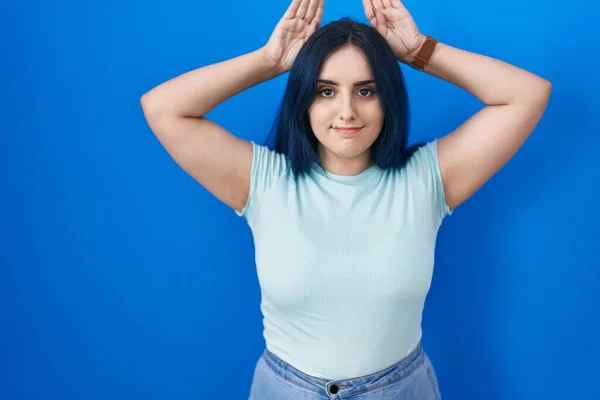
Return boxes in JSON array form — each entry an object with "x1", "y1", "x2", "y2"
[{"x1": 318, "y1": 147, "x2": 373, "y2": 176}]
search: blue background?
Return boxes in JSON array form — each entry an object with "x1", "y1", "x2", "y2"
[{"x1": 2, "y1": 0, "x2": 598, "y2": 399}]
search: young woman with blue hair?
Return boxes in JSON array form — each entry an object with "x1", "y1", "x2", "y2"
[{"x1": 141, "y1": 0, "x2": 551, "y2": 398}]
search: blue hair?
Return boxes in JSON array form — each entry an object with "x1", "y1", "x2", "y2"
[{"x1": 264, "y1": 18, "x2": 424, "y2": 179}]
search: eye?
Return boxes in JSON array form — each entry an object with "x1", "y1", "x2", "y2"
[
  {"x1": 317, "y1": 88, "x2": 335, "y2": 97},
  {"x1": 358, "y1": 88, "x2": 376, "y2": 97},
  {"x1": 316, "y1": 87, "x2": 377, "y2": 98}
]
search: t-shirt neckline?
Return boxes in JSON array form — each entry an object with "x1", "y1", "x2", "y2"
[{"x1": 313, "y1": 163, "x2": 379, "y2": 183}]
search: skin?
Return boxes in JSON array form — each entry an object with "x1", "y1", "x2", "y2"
[
  {"x1": 264, "y1": 0, "x2": 551, "y2": 210},
  {"x1": 308, "y1": 45, "x2": 384, "y2": 176},
  {"x1": 143, "y1": 0, "x2": 551, "y2": 214}
]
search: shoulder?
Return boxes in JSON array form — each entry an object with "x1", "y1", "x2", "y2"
[
  {"x1": 236, "y1": 142, "x2": 291, "y2": 218},
  {"x1": 405, "y1": 140, "x2": 453, "y2": 219}
]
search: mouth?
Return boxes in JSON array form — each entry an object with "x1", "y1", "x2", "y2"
[{"x1": 332, "y1": 126, "x2": 363, "y2": 135}]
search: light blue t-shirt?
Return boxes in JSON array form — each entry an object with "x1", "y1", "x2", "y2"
[{"x1": 236, "y1": 140, "x2": 452, "y2": 380}]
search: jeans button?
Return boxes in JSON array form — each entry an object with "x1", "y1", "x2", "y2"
[{"x1": 329, "y1": 384, "x2": 339, "y2": 394}]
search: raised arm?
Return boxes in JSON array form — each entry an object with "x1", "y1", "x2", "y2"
[
  {"x1": 423, "y1": 42, "x2": 551, "y2": 210},
  {"x1": 364, "y1": 0, "x2": 551, "y2": 210},
  {"x1": 140, "y1": 0, "x2": 323, "y2": 212}
]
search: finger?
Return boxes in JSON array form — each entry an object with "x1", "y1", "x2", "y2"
[
  {"x1": 390, "y1": 0, "x2": 405, "y2": 8},
  {"x1": 382, "y1": 0, "x2": 393, "y2": 8},
  {"x1": 374, "y1": 7, "x2": 386, "y2": 34},
  {"x1": 283, "y1": 0, "x2": 302, "y2": 19},
  {"x1": 372, "y1": 0, "x2": 384, "y2": 10},
  {"x1": 307, "y1": 0, "x2": 324, "y2": 35},
  {"x1": 313, "y1": 0, "x2": 324, "y2": 28},
  {"x1": 296, "y1": 0, "x2": 310, "y2": 20},
  {"x1": 362, "y1": 0, "x2": 375, "y2": 21},
  {"x1": 304, "y1": 0, "x2": 319, "y2": 22}
]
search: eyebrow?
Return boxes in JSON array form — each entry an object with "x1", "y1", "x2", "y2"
[{"x1": 316, "y1": 79, "x2": 375, "y2": 86}]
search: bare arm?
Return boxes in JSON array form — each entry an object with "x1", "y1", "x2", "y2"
[
  {"x1": 363, "y1": 0, "x2": 551, "y2": 212},
  {"x1": 140, "y1": 0, "x2": 323, "y2": 213},
  {"x1": 140, "y1": 49, "x2": 282, "y2": 212},
  {"x1": 141, "y1": 49, "x2": 283, "y2": 119},
  {"x1": 423, "y1": 42, "x2": 552, "y2": 210}
]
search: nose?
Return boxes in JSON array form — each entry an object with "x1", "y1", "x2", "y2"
[{"x1": 338, "y1": 93, "x2": 357, "y2": 121}]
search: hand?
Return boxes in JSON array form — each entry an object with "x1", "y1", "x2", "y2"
[
  {"x1": 362, "y1": 0, "x2": 426, "y2": 64},
  {"x1": 262, "y1": 0, "x2": 324, "y2": 73}
]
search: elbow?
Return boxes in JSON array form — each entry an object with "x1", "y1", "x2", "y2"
[
  {"x1": 140, "y1": 93, "x2": 163, "y2": 119},
  {"x1": 540, "y1": 78, "x2": 552, "y2": 98},
  {"x1": 536, "y1": 79, "x2": 552, "y2": 108},
  {"x1": 518, "y1": 78, "x2": 552, "y2": 107},
  {"x1": 527, "y1": 79, "x2": 552, "y2": 118},
  {"x1": 140, "y1": 93, "x2": 154, "y2": 112},
  {"x1": 535, "y1": 78, "x2": 552, "y2": 102}
]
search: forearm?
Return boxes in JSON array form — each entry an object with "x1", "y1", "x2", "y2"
[
  {"x1": 141, "y1": 48, "x2": 282, "y2": 118},
  {"x1": 422, "y1": 42, "x2": 551, "y2": 105}
]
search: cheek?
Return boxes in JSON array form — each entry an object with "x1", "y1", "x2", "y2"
[
  {"x1": 363, "y1": 102, "x2": 384, "y2": 123},
  {"x1": 308, "y1": 105, "x2": 332, "y2": 131}
]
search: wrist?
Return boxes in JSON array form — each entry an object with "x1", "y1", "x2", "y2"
[
  {"x1": 406, "y1": 34, "x2": 428, "y2": 63},
  {"x1": 258, "y1": 47, "x2": 287, "y2": 76},
  {"x1": 406, "y1": 35, "x2": 441, "y2": 73}
]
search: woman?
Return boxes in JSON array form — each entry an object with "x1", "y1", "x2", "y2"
[{"x1": 141, "y1": 0, "x2": 551, "y2": 398}]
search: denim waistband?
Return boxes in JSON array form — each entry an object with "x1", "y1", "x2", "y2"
[{"x1": 261, "y1": 340, "x2": 425, "y2": 398}]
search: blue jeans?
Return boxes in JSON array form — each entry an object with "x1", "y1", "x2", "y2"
[{"x1": 248, "y1": 341, "x2": 442, "y2": 399}]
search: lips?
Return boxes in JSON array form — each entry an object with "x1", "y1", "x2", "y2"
[{"x1": 333, "y1": 126, "x2": 363, "y2": 134}]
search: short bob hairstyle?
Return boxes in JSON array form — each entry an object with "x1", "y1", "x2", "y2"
[{"x1": 264, "y1": 18, "x2": 424, "y2": 179}]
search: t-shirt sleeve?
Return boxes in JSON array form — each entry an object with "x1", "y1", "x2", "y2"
[
  {"x1": 235, "y1": 141, "x2": 289, "y2": 221},
  {"x1": 410, "y1": 139, "x2": 453, "y2": 220}
]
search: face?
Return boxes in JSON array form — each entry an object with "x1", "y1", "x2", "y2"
[{"x1": 308, "y1": 45, "x2": 384, "y2": 171}]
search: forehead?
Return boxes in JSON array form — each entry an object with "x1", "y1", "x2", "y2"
[{"x1": 319, "y1": 46, "x2": 373, "y2": 81}]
